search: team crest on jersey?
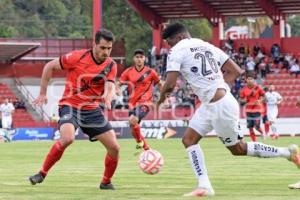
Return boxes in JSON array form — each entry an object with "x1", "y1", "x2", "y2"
[{"x1": 191, "y1": 66, "x2": 198, "y2": 73}]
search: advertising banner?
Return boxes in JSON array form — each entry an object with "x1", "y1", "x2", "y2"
[{"x1": 12, "y1": 128, "x2": 54, "y2": 141}]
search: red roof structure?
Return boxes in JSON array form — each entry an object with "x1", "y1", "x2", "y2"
[{"x1": 124, "y1": 0, "x2": 300, "y2": 53}]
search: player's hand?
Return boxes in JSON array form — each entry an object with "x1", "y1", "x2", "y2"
[
  {"x1": 104, "y1": 98, "x2": 112, "y2": 110},
  {"x1": 33, "y1": 94, "x2": 48, "y2": 106},
  {"x1": 253, "y1": 100, "x2": 260, "y2": 105}
]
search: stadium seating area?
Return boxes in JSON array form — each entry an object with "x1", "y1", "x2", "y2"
[
  {"x1": 264, "y1": 71, "x2": 300, "y2": 117},
  {"x1": 0, "y1": 83, "x2": 47, "y2": 127}
]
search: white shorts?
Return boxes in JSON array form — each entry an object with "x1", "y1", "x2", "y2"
[
  {"x1": 267, "y1": 107, "x2": 278, "y2": 122},
  {"x1": 189, "y1": 92, "x2": 243, "y2": 146},
  {"x1": 1, "y1": 117, "x2": 12, "y2": 129}
]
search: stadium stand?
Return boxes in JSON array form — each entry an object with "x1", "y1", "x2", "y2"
[
  {"x1": 264, "y1": 70, "x2": 300, "y2": 117},
  {"x1": 0, "y1": 82, "x2": 36, "y2": 127}
]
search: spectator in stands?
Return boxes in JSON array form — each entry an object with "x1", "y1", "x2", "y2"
[
  {"x1": 282, "y1": 58, "x2": 290, "y2": 72},
  {"x1": 113, "y1": 82, "x2": 125, "y2": 109},
  {"x1": 289, "y1": 59, "x2": 300, "y2": 78},
  {"x1": 0, "y1": 98, "x2": 15, "y2": 130},
  {"x1": 253, "y1": 43, "x2": 261, "y2": 57},
  {"x1": 271, "y1": 43, "x2": 280, "y2": 60},
  {"x1": 223, "y1": 38, "x2": 234, "y2": 57},
  {"x1": 258, "y1": 59, "x2": 267, "y2": 79},
  {"x1": 238, "y1": 43, "x2": 246, "y2": 57},
  {"x1": 246, "y1": 56, "x2": 255, "y2": 74},
  {"x1": 13, "y1": 98, "x2": 26, "y2": 110}
]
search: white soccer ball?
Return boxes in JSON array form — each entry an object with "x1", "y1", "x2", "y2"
[{"x1": 138, "y1": 149, "x2": 164, "y2": 175}]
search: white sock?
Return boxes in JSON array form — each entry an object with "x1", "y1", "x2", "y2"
[
  {"x1": 271, "y1": 125, "x2": 277, "y2": 135},
  {"x1": 186, "y1": 144, "x2": 213, "y2": 189},
  {"x1": 247, "y1": 142, "x2": 290, "y2": 158}
]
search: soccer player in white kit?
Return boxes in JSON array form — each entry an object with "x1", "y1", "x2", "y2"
[
  {"x1": 265, "y1": 85, "x2": 282, "y2": 139},
  {"x1": 157, "y1": 23, "x2": 300, "y2": 197},
  {"x1": 0, "y1": 98, "x2": 15, "y2": 129}
]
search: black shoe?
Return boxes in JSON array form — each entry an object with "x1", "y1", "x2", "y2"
[
  {"x1": 100, "y1": 182, "x2": 115, "y2": 190},
  {"x1": 29, "y1": 172, "x2": 45, "y2": 185}
]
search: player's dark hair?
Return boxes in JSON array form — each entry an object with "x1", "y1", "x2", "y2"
[
  {"x1": 162, "y1": 22, "x2": 188, "y2": 39},
  {"x1": 134, "y1": 49, "x2": 145, "y2": 56},
  {"x1": 246, "y1": 72, "x2": 255, "y2": 79},
  {"x1": 95, "y1": 29, "x2": 114, "y2": 44}
]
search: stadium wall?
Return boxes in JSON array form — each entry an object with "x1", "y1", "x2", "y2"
[{"x1": 221, "y1": 38, "x2": 300, "y2": 55}]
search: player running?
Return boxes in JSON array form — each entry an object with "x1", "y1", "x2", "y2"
[
  {"x1": 119, "y1": 49, "x2": 163, "y2": 150},
  {"x1": 29, "y1": 29, "x2": 120, "y2": 190},
  {"x1": 265, "y1": 84, "x2": 282, "y2": 139},
  {"x1": 240, "y1": 75, "x2": 266, "y2": 141},
  {"x1": 157, "y1": 22, "x2": 300, "y2": 197}
]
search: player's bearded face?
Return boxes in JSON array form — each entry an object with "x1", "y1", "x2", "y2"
[{"x1": 94, "y1": 39, "x2": 113, "y2": 62}]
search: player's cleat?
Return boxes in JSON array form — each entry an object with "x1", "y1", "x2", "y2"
[
  {"x1": 288, "y1": 144, "x2": 300, "y2": 168},
  {"x1": 183, "y1": 187, "x2": 215, "y2": 197},
  {"x1": 29, "y1": 172, "x2": 45, "y2": 185},
  {"x1": 288, "y1": 181, "x2": 300, "y2": 189},
  {"x1": 100, "y1": 182, "x2": 115, "y2": 190}
]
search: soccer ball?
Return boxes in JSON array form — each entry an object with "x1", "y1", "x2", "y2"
[{"x1": 138, "y1": 149, "x2": 164, "y2": 175}]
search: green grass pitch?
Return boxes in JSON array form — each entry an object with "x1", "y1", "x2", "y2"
[{"x1": 0, "y1": 137, "x2": 299, "y2": 200}]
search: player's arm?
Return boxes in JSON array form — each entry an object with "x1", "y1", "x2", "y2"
[
  {"x1": 221, "y1": 59, "x2": 245, "y2": 85},
  {"x1": 256, "y1": 87, "x2": 265, "y2": 105},
  {"x1": 239, "y1": 89, "x2": 247, "y2": 105},
  {"x1": 33, "y1": 58, "x2": 62, "y2": 106},
  {"x1": 157, "y1": 72, "x2": 179, "y2": 107},
  {"x1": 152, "y1": 70, "x2": 164, "y2": 92},
  {"x1": 10, "y1": 104, "x2": 15, "y2": 113},
  {"x1": 103, "y1": 81, "x2": 115, "y2": 110},
  {"x1": 103, "y1": 63, "x2": 117, "y2": 109},
  {"x1": 156, "y1": 80, "x2": 164, "y2": 92},
  {"x1": 277, "y1": 93, "x2": 283, "y2": 105}
]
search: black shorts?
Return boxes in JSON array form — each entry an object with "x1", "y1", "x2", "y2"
[
  {"x1": 262, "y1": 115, "x2": 268, "y2": 124},
  {"x1": 128, "y1": 105, "x2": 150, "y2": 123},
  {"x1": 58, "y1": 105, "x2": 112, "y2": 141},
  {"x1": 246, "y1": 112, "x2": 261, "y2": 128}
]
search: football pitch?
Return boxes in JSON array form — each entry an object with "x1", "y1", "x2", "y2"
[{"x1": 0, "y1": 137, "x2": 299, "y2": 200}]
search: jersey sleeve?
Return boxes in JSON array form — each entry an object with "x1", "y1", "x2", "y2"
[
  {"x1": 214, "y1": 46, "x2": 230, "y2": 68},
  {"x1": 152, "y1": 69, "x2": 160, "y2": 84},
  {"x1": 59, "y1": 50, "x2": 80, "y2": 70},
  {"x1": 166, "y1": 48, "x2": 184, "y2": 72},
  {"x1": 106, "y1": 62, "x2": 117, "y2": 82},
  {"x1": 119, "y1": 69, "x2": 129, "y2": 84}
]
